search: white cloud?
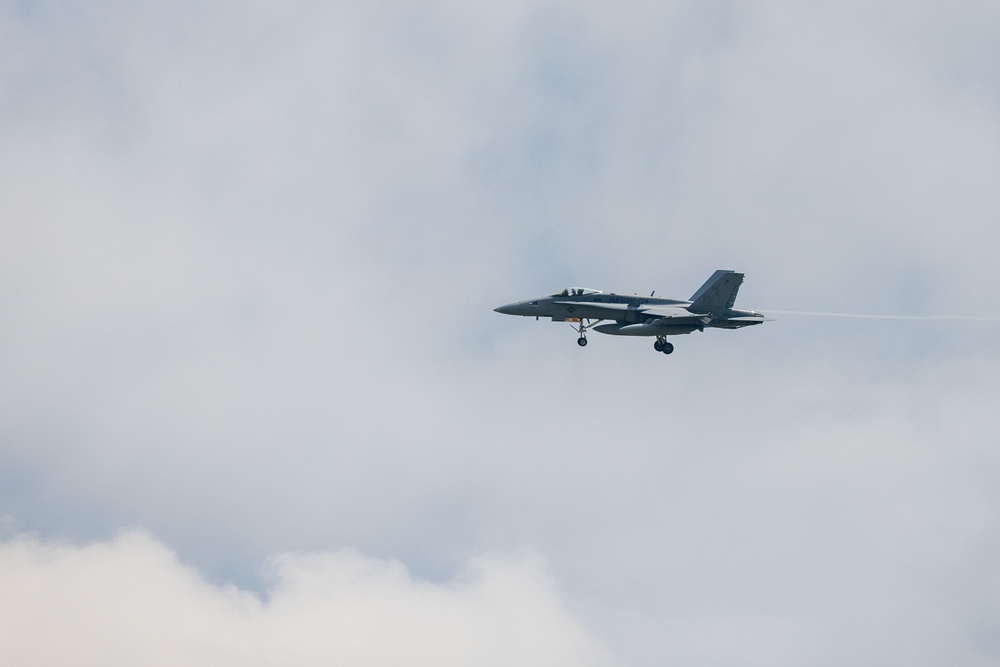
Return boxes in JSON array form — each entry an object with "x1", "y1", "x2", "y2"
[{"x1": 0, "y1": 530, "x2": 614, "y2": 667}]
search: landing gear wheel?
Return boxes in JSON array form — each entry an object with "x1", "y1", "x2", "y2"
[
  {"x1": 653, "y1": 340, "x2": 664, "y2": 352},
  {"x1": 661, "y1": 342, "x2": 674, "y2": 355},
  {"x1": 569, "y1": 319, "x2": 601, "y2": 347}
]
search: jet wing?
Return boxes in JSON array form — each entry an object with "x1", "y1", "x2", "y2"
[
  {"x1": 552, "y1": 300, "x2": 629, "y2": 309},
  {"x1": 551, "y1": 301, "x2": 713, "y2": 323},
  {"x1": 639, "y1": 306, "x2": 709, "y2": 322}
]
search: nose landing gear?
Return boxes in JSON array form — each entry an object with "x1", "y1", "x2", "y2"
[
  {"x1": 569, "y1": 319, "x2": 602, "y2": 348},
  {"x1": 653, "y1": 337, "x2": 674, "y2": 355}
]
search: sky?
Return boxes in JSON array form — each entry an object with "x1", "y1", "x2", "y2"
[{"x1": 2, "y1": 1, "x2": 1000, "y2": 664}]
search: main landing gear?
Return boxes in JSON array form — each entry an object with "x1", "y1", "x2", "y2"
[{"x1": 653, "y1": 337, "x2": 674, "y2": 355}]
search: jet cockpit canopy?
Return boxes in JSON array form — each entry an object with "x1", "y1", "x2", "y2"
[{"x1": 552, "y1": 287, "x2": 602, "y2": 297}]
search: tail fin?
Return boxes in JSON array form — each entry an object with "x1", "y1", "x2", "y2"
[{"x1": 689, "y1": 270, "x2": 744, "y2": 314}]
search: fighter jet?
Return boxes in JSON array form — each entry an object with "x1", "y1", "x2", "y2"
[{"x1": 494, "y1": 269, "x2": 764, "y2": 355}]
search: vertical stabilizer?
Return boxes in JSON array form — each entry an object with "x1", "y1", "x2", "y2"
[{"x1": 689, "y1": 270, "x2": 744, "y2": 314}]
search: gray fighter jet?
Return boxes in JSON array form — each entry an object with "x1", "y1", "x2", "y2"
[{"x1": 494, "y1": 269, "x2": 764, "y2": 355}]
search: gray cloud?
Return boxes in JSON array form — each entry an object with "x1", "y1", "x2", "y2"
[{"x1": 2, "y1": 1, "x2": 1000, "y2": 664}]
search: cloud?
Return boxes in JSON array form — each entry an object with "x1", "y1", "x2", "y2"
[
  {"x1": 3, "y1": 1, "x2": 1000, "y2": 665},
  {"x1": 0, "y1": 529, "x2": 614, "y2": 666}
]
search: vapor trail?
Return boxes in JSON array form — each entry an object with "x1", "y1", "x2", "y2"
[{"x1": 762, "y1": 310, "x2": 1000, "y2": 321}]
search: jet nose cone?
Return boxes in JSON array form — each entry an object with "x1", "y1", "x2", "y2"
[{"x1": 494, "y1": 303, "x2": 519, "y2": 315}]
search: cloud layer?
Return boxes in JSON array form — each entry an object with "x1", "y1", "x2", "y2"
[
  {"x1": 0, "y1": 530, "x2": 612, "y2": 666},
  {"x1": 3, "y1": 1, "x2": 1000, "y2": 665}
]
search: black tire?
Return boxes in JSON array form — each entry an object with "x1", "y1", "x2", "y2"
[
  {"x1": 662, "y1": 342, "x2": 674, "y2": 355},
  {"x1": 653, "y1": 340, "x2": 664, "y2": 352},
  {"x1": 577, "y1": 337, "x2": 588, "y2": 347}
]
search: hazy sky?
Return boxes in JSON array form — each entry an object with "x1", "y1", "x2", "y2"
[{"x1": 3, "y1": 1, "x2": 1000, "y2": 665}]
